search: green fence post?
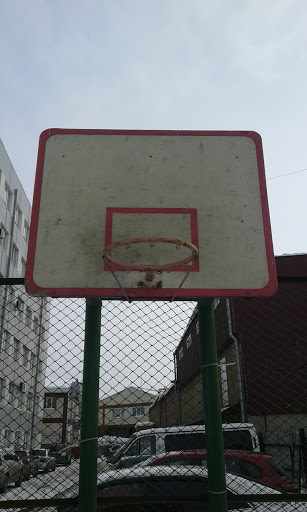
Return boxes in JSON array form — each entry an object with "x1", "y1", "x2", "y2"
[
  {"x1": 198, "y1": 298, "x2": 228, "y2": 512},
  {"x1": 79, "y1": 298, "x2": 102, "y2": 512}
]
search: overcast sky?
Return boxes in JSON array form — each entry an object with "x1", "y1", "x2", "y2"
[
  {"x1": 45, "y1": 298, "x2": 196, "y2": 395},
  {"x1": 1, "y1": 2, "x2": 306, "y2": 394},
  {"x1": 1, "y1": 0, "x2": 306, "y2": 256}
]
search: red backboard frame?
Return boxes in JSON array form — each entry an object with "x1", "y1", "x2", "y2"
[{"x1": 25, "y1": 129, "x2": 277, "y2": 299}]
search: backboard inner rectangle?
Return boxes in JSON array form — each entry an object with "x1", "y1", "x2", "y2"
[{"x1": 104, "y1": 208, "x2": 199, "y2": 272}]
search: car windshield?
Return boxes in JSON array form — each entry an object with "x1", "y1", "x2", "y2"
[
  {"x1": 99, "y1": 477, "x2": 208, "y2": 497},
  {"x1": 3, "y1": 454, "x2": 16, "y2": 461},
  {"x1": 165, "y1": 433, "x2": 206, "y2": 452},
  {"x1": 50, "y1": 445, "x2": 65, "y2": 452},
  {"x1": 159, "y1": 458, "x2": 207, "y2": 468},
  {"x1": 223, "y1": 431, "x2": 253, "y2": 451},
  {"x1": 15, "y1": 451, "x2": 27, "y2": 458},
  {"x1": 111, "y1": 441, "x2": 133, "y2": 463},
  {"x1": 32, "y1": 449, "x2": 46, "y2": 457}
]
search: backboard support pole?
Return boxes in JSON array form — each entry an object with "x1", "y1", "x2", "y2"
[
  {"x1": 79, "y1": 298, "x2": 102, "y2": 512},
  {"x1": 198, "y1": 298, "x2": 228, "y2": 512}
]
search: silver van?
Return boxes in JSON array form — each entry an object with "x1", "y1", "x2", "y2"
[{"x1": 112, "y1": 423, "x2": 260, "y2": 469}]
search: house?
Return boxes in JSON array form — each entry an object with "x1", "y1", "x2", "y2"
[
  {"x1": 0, "y1": 139, "x2": 50, "y2": 449},
  {"x1": 98, "y1": 387, "x2": 156, "y2": 437},
  {"x1": 41, "y1": 381, "x2": 82, "y2": 446}
]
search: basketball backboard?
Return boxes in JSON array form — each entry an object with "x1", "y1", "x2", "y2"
[{"x1": 25, "y1": 129, "x2": 277, "y2": 299}]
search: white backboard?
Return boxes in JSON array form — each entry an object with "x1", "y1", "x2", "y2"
[{"x1": 26, "y1": 129, "x2": 277, "y2": 299}]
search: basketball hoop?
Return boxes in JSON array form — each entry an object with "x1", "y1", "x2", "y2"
[{"x1": 102, "y1": 236, "x2": 199, "y2": 302}]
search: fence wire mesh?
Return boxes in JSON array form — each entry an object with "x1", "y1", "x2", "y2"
[{"x1": 0, "y1": 274, "x2": 306, "y2": 511}]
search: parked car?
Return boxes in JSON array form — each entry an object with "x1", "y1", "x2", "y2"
[
  {"x1": 110, "y1": 423, "x2": 260, "y2": 468},
  {"x1": 138, "y1": 450, "x2": 299, "y2": 493},
  {"x1": 0, "y1": 449, "x2": 23, "y2": 493},
  {"x1": 0, "y1": 454, "x2": 10, "y2": 493},
  {"x1": 15, "y1": 449, "x2": 39, "y2": 479},
  {"x1": 50, "y1": 465, "x2": 304, "y2": 512},
  {"x1": 49, "y1": 444, "x2": 72, "y2": 466},
  {"x1": 31, "y1": 448, "x2": 56, "y2": 473}
]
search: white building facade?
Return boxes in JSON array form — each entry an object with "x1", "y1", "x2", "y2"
[
  {"x1": 98, "y1": 387, "x2": 156, "y2": 437},
  {"x1": 0, "y1": 139, "x2": 50, "y2": 449}
]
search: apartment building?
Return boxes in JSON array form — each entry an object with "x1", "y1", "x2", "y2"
[{"x1": 0, "y1": 139, "x2": 50, "y2": 449}]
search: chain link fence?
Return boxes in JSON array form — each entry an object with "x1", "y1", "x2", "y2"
[{"x1": 0, "y1": 263, "x2": 306, "y2": 510}]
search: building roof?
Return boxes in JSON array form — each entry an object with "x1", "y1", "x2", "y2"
[
  {"x1": 99, "y1": 386, "x2": 156, "y2": 405},
  {"x1": 275, "y1": 254, "x2": 307, "y2": 278},
  {"x1": 44, "y1": 386, "x2": 70, "y2": 394}
]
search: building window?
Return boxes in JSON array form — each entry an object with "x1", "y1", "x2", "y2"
[
  {"x1": 219, "y1": 357, "x2": 229, "y2": 408},
  {"x1": 8, "y1": 286, "x2": 15, "y2": 307},
  {"x1": 0, "y1": 378, "x2": 5, "y2": 402},
  {"x1": 9, "y1": 383, "x2": 19, "y2": 407},
  {"x1": 22, "y1": 346, "x2": 30, "y2": 368},
  {"x1": 0, "y1": 329, "x2": 11, "y2": 354},
  {"x1": 17, "y1": 391, "x2": 25, "y2": 411},
  {"x1": 133, "y1": 406, "x2": 145, "y2": 417},
  {"x1": 13, "y1": 338, "x2": 21, "y2": 361},
  {"x1": 14, "y1": 430, "x2": 23, "y2": 447},
  {"x1": 17, "y1": 297, "x2": 24, "y2": 319},
  {"x1": 4, "y1": 182, "x2": 13, "y2": 212},
  {"x1": 24, "y1": 432, "x2": 30, "y2": 448},
  {"x1": 20, "y1": 257, "x2": 26, "y2": 277},
  {"x1": 44, "y1": 397, "x2": 57, "y2": 409},
  {"x1": 186, "y1": 334, "x2": 192, "y2": 349},
  {"x1": 111, "y1": 408, "x2": 124, "y2": 419},
  {"x1": 26, "y1": 307, "x2": 32, "y2": 327},
  {"x1": 0, "y1": 225, "x2": 9, "y2": 252},
  {"x1": 11, "y1": 243, "x2": 19, "y2": 268},
  {"x1": 4, "y1": 429, "x2": 13, "y2": 447},
  {"x1": 15, "y1": 206, "x2": 22, "y2": 229},
  {"x1": 27, "y1": 392, "x2": 34, "y2": 411},
  {"x1": 23, "y1": 220, "x2": 30, "y2": 241},
  {"x1": 30, "y1": 352, "x2": 36, "y2": 370},
  {"x1": 2, "y1": 330, "x2": 11, "y2": 353},
  {"x1": 38, "y1": 359, "x2": 43, "y2": 374},
  {"x1": 178, "y1": 347, "x2": 184, "y2": 360},
  {"x1": 33, "y1": 316, "x2": 39, "y2": 333}
]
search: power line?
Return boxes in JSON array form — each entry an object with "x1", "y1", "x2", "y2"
[{"x1": 267, "y1": 168, "x2": 307, "y2": 180}]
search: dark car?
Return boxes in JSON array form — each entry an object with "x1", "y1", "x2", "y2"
[
  {"x1": 49, "y1": 444, "x2": 72, "y2": 466},
  {"x1": 54, "y1": 465, "x2": 303, "y2": 512},
  {"x1": 0, "y1": 449, "x2": 23, "y2": 491},
  {"x1": 19, "y1": 465, "x2": 305, "y2": 512}
]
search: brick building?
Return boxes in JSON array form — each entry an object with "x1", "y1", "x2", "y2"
[{"x1": 150, "y1": 254, "x2": 306, "y2": 431}]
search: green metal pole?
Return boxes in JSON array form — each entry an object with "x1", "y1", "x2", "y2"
[
  {"x1": 79, "y1": 298, "x2": 102, "y2": 512},
  {"x1": 198, "y1": 298, "x2": 228, "y2": 512}
]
